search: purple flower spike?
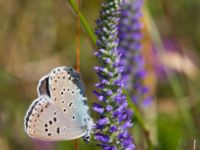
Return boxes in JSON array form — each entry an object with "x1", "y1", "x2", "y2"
[
  {"x1": 92, "y1": 0, "x2": 135, "y2": 149},
  {"x1": 97, "y1": 118, "x2": 110, "y2": 126},
  {"x1": 118, "y1": 0, "x2": 151, "y2": 107},
  {"x1": 120, "y1": 120, "x2": 133, "y2": 130},
  {"x1": 103, "y1": 146, "x2": 117, "y2": 150},
  {"x1": 93, "y1": 91, "x2": 104, "y2": 101},
  {"x1": 93, "y1": 103, "x2": 104, "y2": 114},
  {"x1": 109, "y1": 125, "x2": 118, "y2": 133},
  {"x1": 95, "y1": 133, "x2": 110, "y2": 143},
  {"x1": 106, "y1": 105, "x2": 113, "y2": 112}
]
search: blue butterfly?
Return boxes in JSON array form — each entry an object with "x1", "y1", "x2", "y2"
[{"x1": 24, "y1": 66, "x2": 94, "y2": 141}]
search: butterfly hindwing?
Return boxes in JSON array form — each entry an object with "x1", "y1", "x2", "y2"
[
  {"x1": 24, "y1": 95, "x2": 86, "y2": 141},
  {"x1": 37, "y1": 75, "x2": 51, "y2": 97}
]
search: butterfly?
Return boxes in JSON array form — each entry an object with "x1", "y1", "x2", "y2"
[{"x1": 24, "y1": 66, "x2": 94, "y2": 141}]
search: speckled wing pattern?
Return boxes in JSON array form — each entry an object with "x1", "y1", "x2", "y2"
[{"x1": 24, "y1": 66, "x2": 93, "y2": 141}]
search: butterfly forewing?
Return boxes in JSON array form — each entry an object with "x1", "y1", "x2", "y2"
[
  {"x1": 48, "y1": 67, "x2": 90, "y2": 127},
  {"x1": 24, "y1": 95, "x2": 86, "y2": 141}
]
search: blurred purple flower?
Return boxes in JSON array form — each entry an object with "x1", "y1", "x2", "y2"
[
  {"x1": 118, "y1": 0, "x2": 152, "y2": 106},
  {"x1": 152, "y1": 38, "x2": 178, "y2": 81},
  {"x1": 93, "y1": 0, "x2": 135, "y2": 149}
]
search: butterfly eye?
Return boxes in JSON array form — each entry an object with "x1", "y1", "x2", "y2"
[{"x1": 84, "y1": 135, "x2": 90, "y2": 141}]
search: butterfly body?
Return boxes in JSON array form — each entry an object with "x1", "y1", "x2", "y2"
[{"x1": 24, "y1": 66, "x2": 94, "y2": 141}]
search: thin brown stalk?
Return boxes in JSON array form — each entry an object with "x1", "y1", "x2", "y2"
[{"x1": 74, "y1": 0, "x2": 81, "y2": 149}]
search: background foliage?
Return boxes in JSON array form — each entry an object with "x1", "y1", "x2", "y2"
[{"x1": 0, "y1": 0, "x2": 200, "y2": 149}]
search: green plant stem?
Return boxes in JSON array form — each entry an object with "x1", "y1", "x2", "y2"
[
  {"x1": 123, "y1": 89, "x2": 154, "y2": 150},
  {"x1": 68, "y1": 0, "x2": 97, "y2": 47}
]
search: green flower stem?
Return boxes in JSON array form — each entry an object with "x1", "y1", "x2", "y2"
[
  {"x1": 123, "y1": 89, "x2": 154, "y2": 150},
  {"x1": 68, "y1": 0, "x2": 97, "y2": 46}
]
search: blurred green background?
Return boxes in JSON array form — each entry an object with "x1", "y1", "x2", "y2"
[{"x1": 0, "y1": 0, "x2": 200, "y2": 149}]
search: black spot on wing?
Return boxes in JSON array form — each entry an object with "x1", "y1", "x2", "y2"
[
  {"x1": 69, "y1": 102, "x2": 73, "y2": 107},
  {"x1": 57, "y1": 127, "x2": 60, "y2": 134},
  {"x1": 53, "y1": 117, "x2": 57, "y2": 122},
  {"x1": 49, "y1": 120, "x2": 53, "y2": 125}
]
